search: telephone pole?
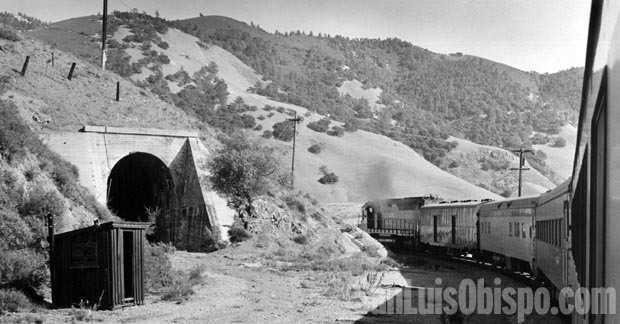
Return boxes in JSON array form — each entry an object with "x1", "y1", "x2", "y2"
[
  {"x1": 101, "y1": 0, "x2": 108, "y2": 70},
  {"x1": 288, "y1": 112, "x2": 302, "y2": 189},
  {"x1": 510, "y1": 148, "x2": 532, "y2": 197}
]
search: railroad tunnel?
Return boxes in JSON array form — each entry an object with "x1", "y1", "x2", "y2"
[{"x1": 106, "y1": 152, "x2": 176, "y2": 241}]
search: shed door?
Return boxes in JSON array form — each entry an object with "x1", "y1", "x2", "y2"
[
  {"x1": 451, "y1": 215, "x2": 456, "y2": 244},
  {"x1": 123, "y1": 231, "x2": 134, "y2": 301},
  {"x1": 433, "y1": 215, "x2": 438, "y2": 242}
]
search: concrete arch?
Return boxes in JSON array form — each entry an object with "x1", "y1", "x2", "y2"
[
  {"x1": 43, "y1": 126, "x2": 235, "y2": 248},
  {"x1": 107, "y1": 152, "x2": 177, "y2": 241}
]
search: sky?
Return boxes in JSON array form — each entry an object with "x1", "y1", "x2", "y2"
[{"x1": 4, "y1": 0, "x2": 590, "y2": 73}]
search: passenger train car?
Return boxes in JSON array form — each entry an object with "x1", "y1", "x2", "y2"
[
  {"x1": 569, "y1": 1, "x2": 620, "y2": 322},
  {"x1": 418, "y1": 200, "x2": 481, "y2": 251},
  {"x1": 478, "y1": 196, "x2": 537, "y2": 272},
  {"x1": 533, "y1": 181, "x2": 570, "y2": 295}
]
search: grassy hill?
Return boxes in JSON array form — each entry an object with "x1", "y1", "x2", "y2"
[
  {"x1": 26, "y1": 12, "x2": 501, "y2": 203},
  {"x1": 172, "y1": 15, "x2": 583, "y2": 166}
]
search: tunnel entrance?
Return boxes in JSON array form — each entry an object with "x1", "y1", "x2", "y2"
[{"x1": 107, "y1": 153, "x2": 175, "y2": 240}]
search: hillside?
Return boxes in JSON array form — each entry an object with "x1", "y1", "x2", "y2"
[
  {"x1": 441, "y1": 136, "x2": 555, "y2": 197},
  {"x1": 27, "y1": 12, "x2": 501, "y2": 203},
  {"x1": 172, "y1": 15, "x2": 583, "y2": 167}
]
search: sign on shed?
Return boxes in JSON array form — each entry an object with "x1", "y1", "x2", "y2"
[{"x1": 51, "y1": 221, "x2": 149, "y2": 309}]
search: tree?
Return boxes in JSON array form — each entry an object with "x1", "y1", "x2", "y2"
[{"x1": 207, "y1": 135, "x2": 278, "y2": 229}]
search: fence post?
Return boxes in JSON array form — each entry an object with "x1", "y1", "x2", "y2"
[
  {"x1": 51, "y1": 52, "x2": 54, "y2": 67},
  {"x1": 21, "y1": 56, "x2": 30, "y2": 76},
  {"x1": 116, "y1": 81, "x2": 120, "y2": 101},
  {"x1": 67, "y1": 62, "x2": 76, "y2": 80}
]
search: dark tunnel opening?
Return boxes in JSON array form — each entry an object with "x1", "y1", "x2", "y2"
[{"x1": 107, "y1": 152, "x2": 175, "y2": 240}]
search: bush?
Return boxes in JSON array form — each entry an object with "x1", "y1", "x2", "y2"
[
  {"x1": 240, "y1": 114, "x2": 256, "y2": 129},
  {"x1": 293, "y1": 235, "x2": 309, "y2": 245},
  {"x1": 208, "y1": 135, "x2": 277, "y2": 228},
  {"x1": 18, "y1": 188, "x2": 66, "y2": 219},
  {"x1": 326, "y1": 126, "x2": 344, "y2": 137},
  {"x1": 272, "y1": 121, "x2": 295, "y2": 142},
  {"x1": 343, "y1": 119, "x2": 359, "y2": 132},
  {"x1": 0, "y1": 289, "x2": 29, "y2": 314},
  {"x1": 0, "y1": 25, "x2": 20, "y2": 41},
  {"x1": 307, "y1": 118, "x2": 331, "y2": 133},
  {"x1": 318, "y1": 173, "x2": 339, "y2": 184},
  {"x1": 284, "y1": 195, "x2": 306, "y2": 214},
  {"x1": 158, "y1": 41, "x2": 169, "y2": 49},
  {"x1": 228, "y1": 225, "x2": 251, "y2": 243},
  {"x1": 0, "y1": 210, "x2": 33, "y2": 251},
  {"x1": 144, "y1": 242, "x2": 174, "y2": 292},
  {"x1": 157, "y1": 54, "x2": 171, "y2": 64},
  {"x1": 161, "y1": 271, "x2": 194, "y2": 302},
  {"x1": 262, "y1": 130, "x2": 273, "y2": 139},
  {"x1": 0, "y1": 248, "x2": 48, "y2": 289},
  {"x1": 254, "y1": 124, "x2": 263, "y2": 131},
  {"x1": 551, "y1": 137, "x2": 567, "y2": 147},
  {"x1": 307, "y1": 144, "x2": 322, "y2": 154}
]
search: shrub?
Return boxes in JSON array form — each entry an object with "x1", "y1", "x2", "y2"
[
  {"x1": 530, "y1": 133, "x2": 550, "y2": 145},
  {"x1": 308, "y1": 144, "x2": 322, "y2": 154},
  {"x1": 318, "y1": 173, "x2": 339, "y2": 184},
  {"x1": 293, "y1": 235, "x2": 309, "y2": 245},
  {"x1": 0, "y1": 25, "x2": 20, "y2": 41},
  {"x1": 228, "y1": 225, "x2": 251, "y2": 243},
  {"x1": 0, "y1": 210, "x2": 33, "y2": 251},
  {"x1": 18, "y1": 188, "x2": 66, "y2": 219},
  {"x1": 307, "y1": 118, "x2": 331, "y2": 133},
  {"x1": 276, "y1": 106, "x2": 286, "y2": 114},
  {"x1": 144, "y1": 242, "x2": 174, "y2": 292},
  {"x1": 551, "y1": 137, "x2": 567, "y2": 147},
  {"x1": 240, "y1": 114, "x2": 256, "y2": 129},
  {"x1": 161, "y1": 271, "x2": 194, "y2": 302},
  {"x1": 343, "y1": 119, "x2": 359, "y2": 132},
  {"x1": 327, "y1": 126, "x2": 345, "y2": 137},
  {"x1": 257, "y1": 115, "x2": 266, "y2": 120},
  {"x1": 0, "y1": 289, "x2": 29, "y2": 314},
  {"x1": 157, "y1": 54, "x2": 170, "y2": 64},
  {"x1": 158, "y1": 41, "x2": 169, "y2": 49},
  {"x1": 284, "y1": 195, "x2": 306, "y2": 214},
  {"x1": 262, "y1": 130, "x2": 273, "y2": 139},
  {"x1": 187, "y1": 264, "x2": 206, "y2": 286},
  {"x1": 0, "y1": 248, "x2": 48, "y2": 289},
  {"x1": 272, "y1": 121, "x2": 295, "y2": 142},
  {"x1": 254, "y1": 124, "x2": 263, "y2": 131},
  {"x1": 208, "y1": 135, "x2": 277, "y2": 228}
]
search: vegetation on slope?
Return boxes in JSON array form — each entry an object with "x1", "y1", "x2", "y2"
[
  {"x1": 173, "y1": 15, "x2": 583, "y2": 166},
  {"x1": 0, "y1": 98, "x2": 111, "y2": 309}
]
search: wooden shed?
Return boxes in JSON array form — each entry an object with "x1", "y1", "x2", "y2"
[{"x1": 51, "y1": 221, "x2": 149, "y2": 309}]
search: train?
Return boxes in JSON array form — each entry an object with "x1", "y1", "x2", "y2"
[
  {"x1": 362, "y1": 0, "x2": 619, "y2": 321},
  {"x1": 361, "y1": 186, "x2": 568, "y2": 279}
]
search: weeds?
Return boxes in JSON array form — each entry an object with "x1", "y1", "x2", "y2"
[{"x1": 0, "y1": 289, "x2": 29, "y2": 314}]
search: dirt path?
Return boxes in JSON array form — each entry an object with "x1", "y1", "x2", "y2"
[{"x1": 2, "y1": 248, "x2": 566, "y2": 323}]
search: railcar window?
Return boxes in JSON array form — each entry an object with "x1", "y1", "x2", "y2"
[
  {"x1": 509, "y1": 222, "x2": 512, "y2": 236},
  {"x1": 522, "y1": 224, "x2": 526, "y2": 238}
]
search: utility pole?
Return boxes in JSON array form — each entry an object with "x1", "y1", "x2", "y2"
[
  {"x1": 510, "y1": 148, "x2": 532, "y2": 197},
  {"x1": 288, "y1": 112, "x2": 302, "y2": 189},
  {"x1": 101, "y1": 0, "x2": 108, "y2": 70}
]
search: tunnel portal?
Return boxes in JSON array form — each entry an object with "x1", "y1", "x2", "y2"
[{"x1": 107, "y1": 152, "x2": 175, "y2": 237}]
